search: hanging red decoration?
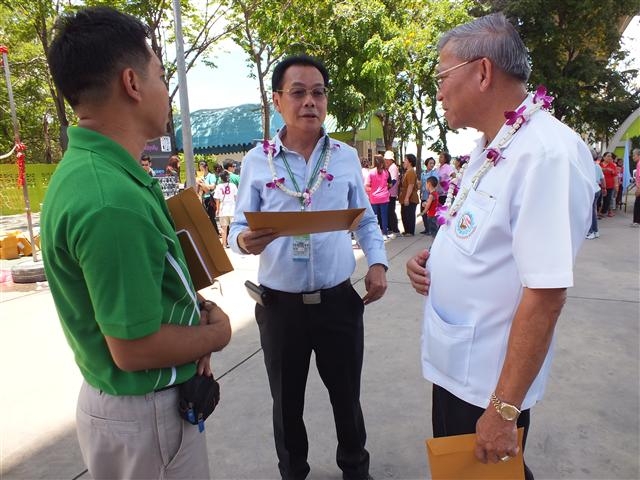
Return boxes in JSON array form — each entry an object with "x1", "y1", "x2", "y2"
[{"x1": 15, "y1": 142, "x2": 27, "y2": 187}]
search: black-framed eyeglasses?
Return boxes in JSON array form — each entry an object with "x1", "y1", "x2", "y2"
[
  {"x1": 275, "y1": 87, "x2": 329, "y2": 99},
  {"x1": 435, "y1": 57, "x2": 483, "y2": 87}
]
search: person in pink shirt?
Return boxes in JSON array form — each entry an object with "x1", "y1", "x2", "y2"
[
  {"x1": 632, "y1": 148, "x2": 640, "y2": 227},
  {"x1": 436, "y1": 151, "x2": 454, "y2": 204},
  {"x1": 365, "y1": 154, "x2": 391, "y2": 238},
  {"x1": 384, "y1": 150, "x2": 400, "y2": 236}
]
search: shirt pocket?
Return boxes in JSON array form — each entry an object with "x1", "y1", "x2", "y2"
[
  {"x1": 422, "y1": 300, "x2": 475, "y2": 385},
  {"x1": 446, "y1": 188, "x2": 497, "y2": 256}
]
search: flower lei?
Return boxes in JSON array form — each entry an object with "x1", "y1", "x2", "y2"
[
  {"x1": 263, "y1": 137, "x2": 335, "y2": 210},
  {"x1": 436, "y1": 85, "x2": 554, "y2": 226}
]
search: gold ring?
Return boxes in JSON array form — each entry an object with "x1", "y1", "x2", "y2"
[{"x1": 500, "y1": 455, "x2": 510, "y2": 462}]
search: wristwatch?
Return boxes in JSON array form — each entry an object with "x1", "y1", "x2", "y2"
[{"x1": 490, "y1": 392, "x2": 521, "y2": 421}]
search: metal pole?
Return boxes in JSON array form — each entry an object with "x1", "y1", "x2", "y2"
[
  {"x1": 2, "y1": 48, "x2": 38, "y2": 262},
  {"x1": 171, "y1": 0, "x2": 196, "y2": 189}
]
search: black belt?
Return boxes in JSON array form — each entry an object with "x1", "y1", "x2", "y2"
[{"x1": 264, "y1": 279, "x2": 352, "y2": 305}]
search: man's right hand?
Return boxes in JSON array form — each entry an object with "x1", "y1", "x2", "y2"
[
  {"x1": 406, "y1": 248, "x2": 431, "y2": 296},
  {"x1": 238, "y1": 228, "x2": 277, "y2": 255}
]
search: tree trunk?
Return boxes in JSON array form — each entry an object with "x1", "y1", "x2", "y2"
[
  {"x1": 52, "y1": 85, "x2": 69, "y2": 152},
  {"x1": 42, "y1": 113, "x2": 52, "y2": 164},
  {"x1": 257, "y1": 58, "x2": 270, "y2": 139},
  {"x1": 167, "y1": 109, "x2": 177, "y2": 153},
  {"x1": 261, "y1": 88, "x2": 271, "y2": 140},
  {"x1": 38, "y1": 15, "x2": 69, "y2": 152}
]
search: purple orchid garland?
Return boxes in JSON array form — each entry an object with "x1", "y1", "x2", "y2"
[{"x1": 434, "y1": 86, "x2": 554, "y2": 226}]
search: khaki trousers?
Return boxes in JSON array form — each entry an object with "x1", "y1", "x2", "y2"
[{"x1": 76, "y1": 381, "x2": 210, "y2": 479}]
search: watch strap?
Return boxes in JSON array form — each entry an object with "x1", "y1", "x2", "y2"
[{"x1": 490, "y1": 392, "x2": 521, "y2": 420}]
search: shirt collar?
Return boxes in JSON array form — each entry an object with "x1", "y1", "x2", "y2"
[
  {"x1": 272, "y1": 126, "x2": 329, "y2": 156},
  {"x1": 475, "y1": 93, "x2": 537, "y2": 153},
  {"x1": 67, "y1": 126, "x2": 156, "y2": 188}
]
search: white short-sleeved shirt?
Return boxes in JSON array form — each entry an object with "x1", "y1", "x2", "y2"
[
  {"x1": 422, "y1": 95, "x2": 596, "y2": 410},
  {"x1": 213, "y1": 182, "x2": 238, "y2": 217}
]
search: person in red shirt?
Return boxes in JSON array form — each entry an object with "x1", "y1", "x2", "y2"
[
  {"x1": 600, "y1": 152, "x2": 618, "y2": 217},
  {"x1": 421, "y1": 176, "x2": 440, "y2": 236}
]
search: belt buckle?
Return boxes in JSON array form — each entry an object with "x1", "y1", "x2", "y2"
[{"x1": 302, "y1": 291, "x2": 321, "y2": 304}]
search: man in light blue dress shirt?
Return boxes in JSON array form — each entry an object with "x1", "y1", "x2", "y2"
[{"x1": 229, "y1": 54, "x2": 388, "y2": 480}]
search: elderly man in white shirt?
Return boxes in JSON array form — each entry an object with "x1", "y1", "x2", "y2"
[{"x1": 406, "y1": 13, "x2": 595, "y2": 479}]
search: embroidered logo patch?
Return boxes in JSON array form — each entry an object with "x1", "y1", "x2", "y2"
[{"x1": 455, "y1": 211, "x2": 477, "y2": 238}]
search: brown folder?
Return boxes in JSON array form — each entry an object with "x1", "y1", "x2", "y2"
[
  {"x1": 244, "y1": 208, "x2": 366, "y2": 237},
  {"x1": 167, "y1": 188, "x2": 233, "y2": 291},
  {"x1": 426, "y1": 428, "x2": 524, "y2": 479}
]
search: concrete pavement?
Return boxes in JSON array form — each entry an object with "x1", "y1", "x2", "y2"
[{"x1": 1, "y1": 202, "x2": 638, "y2": 479}]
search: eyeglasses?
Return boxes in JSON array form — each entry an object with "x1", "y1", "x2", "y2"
[
  {"x1": 435, "y1": 58, "x2": 483, "y2": 87},
  {"x1": 275, "y1": 87, "x2": 329, "y2": 99}
]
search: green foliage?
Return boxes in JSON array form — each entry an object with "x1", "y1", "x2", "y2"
[
  {"x1": 226, "y1": 0, "x2": 333, "y2": 138},
  {"x1": 313, "y1": 0, "x2": 393, "y2": 137},
  {"x1": 2, "y1": 0, "x2": 638, "y2": 163},
  {"x1": 376, "y1": 0, "x2": 475, "y2": 153},
  {"x1": 0, "y1": 1, "x2": 67, "y2": 163},
  {"x1": 480, "y1": 0, "x2": 640, "y2": 143},
  {"x1": 1, "y1": 0, "x2": 230, "y2": 161}
]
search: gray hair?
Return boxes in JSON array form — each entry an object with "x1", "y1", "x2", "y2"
[
  {"x1": 633, "y1": 148, "x2": 640, "y2": 156},
  {"x1": 437, "y1": 12, "x2": 531, "y2": 82}
]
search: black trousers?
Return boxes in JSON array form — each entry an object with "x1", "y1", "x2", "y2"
[
  {"x1": 634, "y1": 194, "x2": 640, "y2": 223},
  {"x1": 202, "y1": 196, "x2": 220, "y2": 236},
  {"x1": 387, "y1": 196, "x2": 399, "y2": 233},
  {"x1": 400, "y1": 202, "x2": 418, "y2": 235},
  {"x1": 256, "y1": 281, "x2": 369, "y2": 480},
  {"x1": 432, "y1": 385, "x2": 534, "y2": 480}
]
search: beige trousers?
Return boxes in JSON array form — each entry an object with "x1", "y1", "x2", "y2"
[{"x1": 76, "y1": 381, "x2": 210, "y2": 479}]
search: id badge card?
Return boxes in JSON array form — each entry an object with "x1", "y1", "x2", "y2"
[{"x1": 292, "y1": 234, "x2": 310, "y2": 261}]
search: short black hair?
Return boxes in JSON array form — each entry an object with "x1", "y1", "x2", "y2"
[
  {"x1": 272, "y1": 54, "x2": 329, "y2": 92},
  {"x1": 440, "y1": 152, "x2": 452, "y2": 164},
  {"x1": 427, "y1": 177, "x2": 439, "y2": 188},
  {"x1": 140, "y1": 154, "x2": 151, "y2": 162},
  {"x1": 47, "y1": 6, "x2": 151, "y2": 107},
  {"x1": 223, "y1": 159, "x2": 235, "y2": 170},
  {"x1": 405, "y1": 153, "x2": 417, "y2": 168}
]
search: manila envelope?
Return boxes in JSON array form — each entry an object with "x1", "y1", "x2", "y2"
[
  {"x1": 244, "y1": 208, "x2": 366, "y2": 237},
  {"x1": 426, "y1": 428, "x2": 524, "y2": 480},
  {"x1": 167, "y1": 188, "x2": 233, "y2": 291}
]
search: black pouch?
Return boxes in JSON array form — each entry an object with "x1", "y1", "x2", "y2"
[
  {"x1": 178, "y1": 375, "x2": 220, "y2": 432},
  {"x1": 244, "y1": 280, "x2": 272, "y2": 306}
]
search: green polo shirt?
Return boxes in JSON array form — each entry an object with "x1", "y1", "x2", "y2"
[
  {"x1": 228, "y1": 171, "x2": 240, "y2": 187},
  {"x1": 41, "y1": 127, "x2": 198, "y2": 395}
]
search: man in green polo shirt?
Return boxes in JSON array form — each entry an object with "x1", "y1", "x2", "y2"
[{"x1": 42, "y1": 7, "x2": 231, "y2": 478}]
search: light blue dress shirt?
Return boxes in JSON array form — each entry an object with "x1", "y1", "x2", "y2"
[{"x1": 228, "y1": 128, "x2": 388, "y2": 292}]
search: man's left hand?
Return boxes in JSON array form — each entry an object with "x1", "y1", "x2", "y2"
[
  {"x1": 362, "y1": 264, "x2": 387, "y2": 305},
  {"x1": 474, "y1": 408, "x2": 519, "y2": 463}
]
